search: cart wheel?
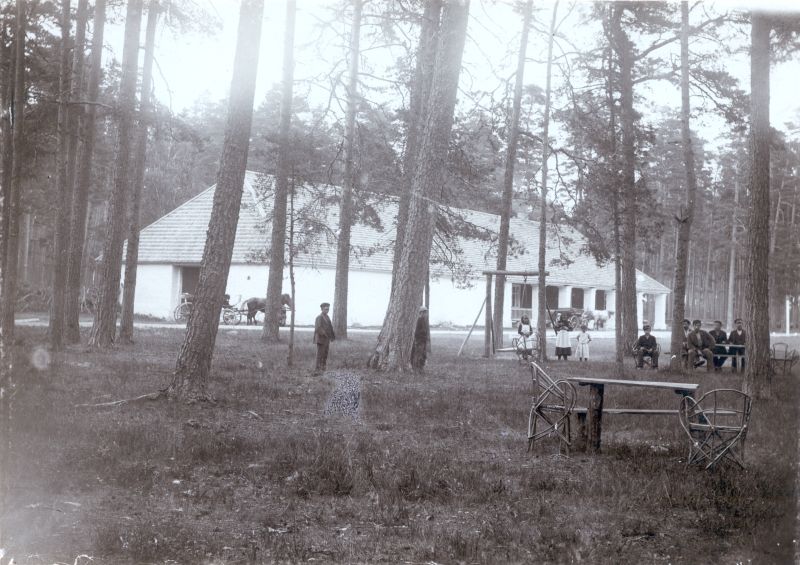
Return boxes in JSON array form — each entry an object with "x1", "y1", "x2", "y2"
[
  {"x1": 223, "y1": 308, "x2": 241, "y2": 325},
  {"x1": 174, "y1": 302, "x2": 191, "y2": 323}
]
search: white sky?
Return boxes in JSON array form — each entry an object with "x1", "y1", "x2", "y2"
[{"x1": 104, "y1": 0, "x2": 800, "y2": 146}]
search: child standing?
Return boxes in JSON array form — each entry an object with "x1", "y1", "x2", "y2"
[
  {"x1": 554, "y1": 314, "x2": 572, "y2": 361},
  {"x1": 575, "y1": 324, "x2": 592, "y2": 361}
]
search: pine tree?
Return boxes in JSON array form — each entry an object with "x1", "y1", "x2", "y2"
[
  {"x1": 171, "y1": 0, "x2": 265, "y2": 401},
  {"x1": 263, "y1": 0, "x2": 296, "y2": 342},
  {"x1": 88, "y1": 0, "x2": 143, "y2": 348},
  {"x1": 332, "y1": 0, "x2": 363, "y2": 339},
  {"x1": 119, "y1": 0, "x2": 160, "y2": 344}
]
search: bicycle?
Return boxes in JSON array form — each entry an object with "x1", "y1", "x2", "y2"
[{"x1": 173, "y1": 293, "x2": 193, "y2": 322}]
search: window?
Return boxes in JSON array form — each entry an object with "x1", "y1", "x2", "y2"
[
  {"x1": 511, "y1": 283, "x2": 533, "y2": 323},
  {"x1": 545, "y1": 286, "x2": 559, "y2": 309},
  {"x1": 595, "y1": 290, "x2": 606, "y2": 310},
  {"x1": 571, "y1": 288, "x2": 584, "y2": 309}
]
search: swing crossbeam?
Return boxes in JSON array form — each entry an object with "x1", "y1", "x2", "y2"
[{"x1": 480, "y1": 270, "x2": 548, "y2": 358}]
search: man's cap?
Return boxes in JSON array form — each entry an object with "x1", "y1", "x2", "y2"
[
  {"x1": 683, "y1": 319, "x2": 691, "y2": 324},
  {"x1": 735, "y1": 318, "x2": 743, "y2": 323},
  {"x1": 692, "y1": 319, "x2": 702, "y2": 325},
  {"x1": 320, "y1": 302, "x2": 330, "y2": 308},
  {"x1": 713, "y1": 320, "x2": 723, "y2": 325}
]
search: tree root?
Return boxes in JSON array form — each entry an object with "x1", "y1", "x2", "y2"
[{"x1": 75, "y1": 389, "x2": 168, "y2": 408}]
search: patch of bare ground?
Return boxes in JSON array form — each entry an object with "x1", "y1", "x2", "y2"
[{"x1": 1, "y1": 328, "x2": 797, "y2": 563}]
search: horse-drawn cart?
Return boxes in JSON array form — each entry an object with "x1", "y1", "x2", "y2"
[{"x1": 174, "y1": 293, "x2": 292, "y2": 326}]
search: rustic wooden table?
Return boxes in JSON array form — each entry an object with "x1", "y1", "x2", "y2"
[{"x1": 566, "y1": 377, "x2": 699, "y2": 452}]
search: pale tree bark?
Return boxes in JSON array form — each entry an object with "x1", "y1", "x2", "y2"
[
  {"x1": 171, "y1": 0, "x2": 264, "y2": 401},
  {"x1": 263, "y1": 0, "x2": 296, "y2": 342},
  {"x1": 669, "y1": 1, "x2": 697, "y2": 368},
  {"x1": 370, "y1": 0, "x2": 469, "y2": 371},
  {"x1": 0, "y1": 19, "x2": 13, "y2": 288},
  {"x1": 287, "y1": 181, "x2": 296, "y2": 365},
  {"x1": 744, "y1": 12, "x2": 771, "y2": 397},
  {"x1": 88, "y1": 0, "x2": 143, "y2": 348},
  {"x1": 49, "y1": 0, "x2": 72, "y2": 351},
  {"x1": 726, "y1": 173, "x2": 739, "y2": 329},
  {"x1": 332, "y1": 0, "x2": 363, "y2": 339},
  {"x1": 535, "y1": 1, "x2": 558, "y2": 361},
  {"x1": 610, "y1": 5, "x2": 639, "y2": 350},
  {"x1": 1, "y1": 0, "x2": 26, "y2": 339},
  {"x1": 65, "y1": 0, "x2": 105, "y2": 343},
  {"x1": 0, "y1": 0, "x2": 24, "y2": 543},
  {"x1": 391, "y1": 0, "x2": 441, "y2": 294},
  {"x1": 493, "y1": 0, "x2": 532, "y2": 347},
  {"x1": 120, "y1": 0, "x2": 160, "y2": 344}
]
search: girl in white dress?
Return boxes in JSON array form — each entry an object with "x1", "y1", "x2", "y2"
[{"x1": 575, "y1": 324, "x2": 591, "y2": 361}]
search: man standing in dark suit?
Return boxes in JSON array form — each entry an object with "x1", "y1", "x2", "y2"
[
  {"x1": 313, "y1": 302, "x2": 335, "y2": 374},
  {"x1": 687, "y1": 319, "x2": 715, "y2": 371},
  {"x1": 728, "y1": 318, "x2": 746, "y2": 372},
  {"x1": 709, "y1": 320, "x2": 728, "y2": 371}
]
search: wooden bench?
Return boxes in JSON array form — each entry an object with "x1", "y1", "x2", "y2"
[{"x1": 566, "y1": 377, "x2": 699, "y2": 452}]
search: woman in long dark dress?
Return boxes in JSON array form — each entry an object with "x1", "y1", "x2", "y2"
[{"x1": 554, "y1": 313, "x2": 572, "y2": 360}]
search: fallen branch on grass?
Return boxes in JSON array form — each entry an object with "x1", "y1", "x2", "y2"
[{"x1": 75, "y1": 389, "x2": 168, "y2": 408}]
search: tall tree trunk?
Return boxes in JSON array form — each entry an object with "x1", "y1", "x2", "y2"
[
  {"x1": 287, "y1": 179, "x2": 296, "y2": 366},
  {"x1": 0, "y1": 13, "x2": 9, "y2": 546},
  {"x1": 669, "y1": 1, "x2": 697, "y2": 365},
  {"x1": 376, "y1": 0, "x2": 441, "y2": 355},
  {"x1": 49, "y1": 0, "x2": 73, "y2": 351},
  {"x1": 88, "y1": 0, "x2": 143, "y2": 348},
  {"x1": 493, "y1": 0, "x2": 532, "y2": 347},
  {"x1": 263, "y1": 0, "x2": 296, "y2": 342},
  {"x1": 119, "y1": 0, "x2": 160, "y2": 344},
  {"x1": 726, "y1": 172, "x2": 739, "y2": 328},
  {"x1": 0, "y1": 18, "x2": 13, "y2": 287},
  {"x1": 65, "y1": 0, "x2": 105, "y2": 343},
  {"x1": 744, "y1": 12, "x2": 771, "y2": 397},
  {"x1": 2, "y1": 0, "x2": 26, "y2": 339},
  {"x1": 171, "y1": 0, "x2": 264, "y2": 401},
  {"x1": 611, "y1": 6, "x2": 639, "y2": 350},
  {"x1": 391, "y1": 0, "x2": 441, "y2": 294},
  {"x1": 370, "y1": 0, "x2": 469, "y2": 371},
  {"x1": 0, "y1": 0, "x2": 24, "y2": 544},
  {"x1": 536, "y1": 1, "x2": 558, "y2": 360},
  {"x1": 332, "y1": 0, "x2": 363, "y2": 339}
]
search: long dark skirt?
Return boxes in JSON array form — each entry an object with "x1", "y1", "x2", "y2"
[{"x1": 555, "y1": 347, "x2": 572, "y2": 358}]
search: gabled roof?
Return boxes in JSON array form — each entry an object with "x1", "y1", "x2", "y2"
[{"x1": 129, "y1": 171, "x2": 670, "y2": 294}]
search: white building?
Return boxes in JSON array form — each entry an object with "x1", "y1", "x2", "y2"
[{"x1": 125, "y1": 172, "x2": 670, "y2": 329}]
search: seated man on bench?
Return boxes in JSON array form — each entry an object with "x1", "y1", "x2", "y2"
[
  {"x1": 687, "y1": 319, "x2": 715, "y2": 372},
  {"x1": 635, "y1": 324, "x2": 659, "y2": 369},
  {"x1": 709, "y1": 320, "x2": 728, "y2": 371}
]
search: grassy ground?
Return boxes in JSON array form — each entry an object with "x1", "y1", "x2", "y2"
[{"x1": 2, "y1": 328, "x2": 799, "y2": 564}]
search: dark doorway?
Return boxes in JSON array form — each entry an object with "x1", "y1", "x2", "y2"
[{"x1": 181, "y1": 266, "x2": 200, "y2": 295}]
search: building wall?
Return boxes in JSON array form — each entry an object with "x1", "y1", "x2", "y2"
[
  {"x1": 131, "y1": 262, "x2": 669, "y2": 329},
  {"x1": 128, "y1": 264, "x2": 175, "y2": 318}
]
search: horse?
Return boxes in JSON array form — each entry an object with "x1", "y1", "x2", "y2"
[{"x1": 245, "y1": 293, "x2": 293, "y2": 325}]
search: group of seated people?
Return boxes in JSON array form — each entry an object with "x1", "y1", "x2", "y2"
[
  {"x1": 683, "y1": 318, "x2": 746, "y2": 372},
  {"x1": 635, "y1": 318, "x2": 746, "y2": 372}
]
